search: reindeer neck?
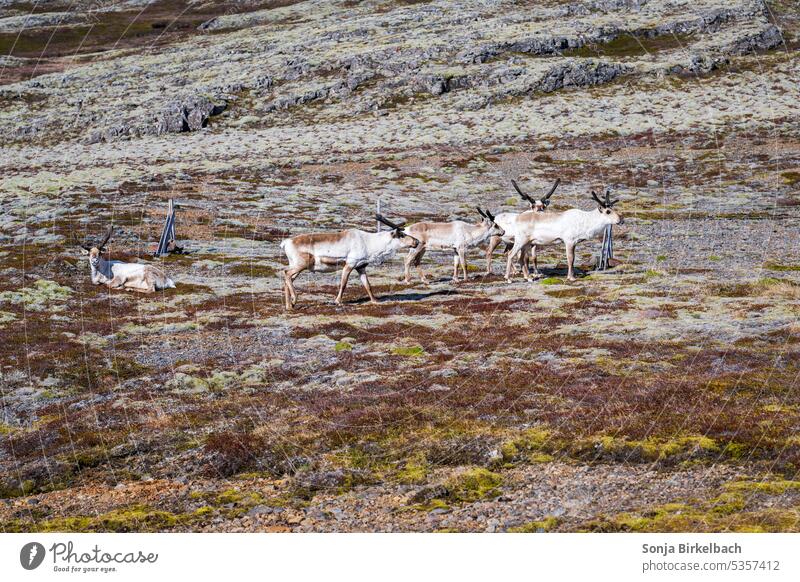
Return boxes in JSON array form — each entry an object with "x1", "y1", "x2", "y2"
[{"x1": 92, "y1": 255, "x2": 115, "y2": 280}]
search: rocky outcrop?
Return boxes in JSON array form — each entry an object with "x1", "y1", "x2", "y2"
[
  {"x1": 157, "y1": 96, "x2": 227, "y2": 134},
  {"x1": 536, "y1": 61, "x2": 631, "y2": 93},
  {"x1": 724, "y1": 24, "x2": 784, "y2": 55}
]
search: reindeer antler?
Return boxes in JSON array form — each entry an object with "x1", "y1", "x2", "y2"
[
  {"x1": 591, "y1": 190, "x2": 605, "y2": 206},
  {"x1": 485, "y1": 209, "x2": 496, "y2": 222},
  {"x1": 73, "y1": 231, "x2": 92, "y2": 251},
  {"x1": 476, "y1": 206, "x2": 487, "y2": 218},
  {"x1": 97, "y1": 227, "x2": 113, "y2": 251},
  {"x1": 375, "y1": 214, "x2": 405, "y2": 231},
  {"x1": 544, "y1": 178, "x2": 560, "y2": 200},
  {"x1": 511, "y1": 179, "x2": 534, "y2": 204}
]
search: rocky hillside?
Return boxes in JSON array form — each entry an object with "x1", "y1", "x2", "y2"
[{"x1": 0, "y1": 0, "x2": 799, "y2": 532}]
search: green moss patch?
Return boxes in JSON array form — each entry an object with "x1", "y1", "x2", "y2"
[
  {"x1": 445, "y1": 468, "x2": 502, "y2": 503},
  {"x1": 0, "y1": 280, "x2": 72, "y2": 312},
  {"x1": 391, "y1": 345, "x2": 425, "y2": 357}
]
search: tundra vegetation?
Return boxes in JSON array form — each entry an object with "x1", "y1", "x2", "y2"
[{"x1": 0, "y1": 0, "x2": 799, "y2": 532}]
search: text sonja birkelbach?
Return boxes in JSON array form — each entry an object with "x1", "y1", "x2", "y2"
[
  {"x1": 48, "y1": 541, "x2": 158, "y2": 574},
  {"x1": 642, "y1": 542, "x2": 743, "y2": 557}
]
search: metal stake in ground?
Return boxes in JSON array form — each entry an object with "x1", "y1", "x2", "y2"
[
  {"x1": 155, "y1": 198, "x2": 180, "y2": 257},
  {"x1": 595, "y1": 188, "x2": 616, "y2": 271},
  {"x1": 596, "y1": 224, "x2": 613, "y2": 270}
]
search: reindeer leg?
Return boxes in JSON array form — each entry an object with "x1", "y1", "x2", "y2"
[
  {"x1": 452, "y1": 252, "x2": 459, "y2": 283},
  {"x1": 284, "y1": 257, "x2": 309, "y2": 310},
  {"x1": 335, "y1": 264, "x2": 354, "y2": 305},
  {"x1": 403, "y1": 248, "x2": 414, "y2": 284},
  {"x1": 507, "y1": 242, "x2": 522, "y2": 275},
  {"x1": 405, "y1": 244, "x2": 426, "y2": 283},
  {"x1": 485, "y1": 236, "x2": 501, "y2": 275},
  {"x1": 356, "y1": 266, "x2": 378, "y2": 304},
  {"x1": 414, "y1": 246, "x2": 428, "y2": 283},
  {"x1": 521, "y1": 244, "x2": 533, "y2": 282},
  {"x1": 505, "y1": 240, "x2": 525, "y2": 283},
  {"x1": 459, "y1": 248, "x2": 468, "y2": 281},
  {"x1": 566, "y1": 242, "x2": 577, "y2": 282},
  {"x1": 283, "y1": 276, "x2": 292, "y2": 310},
  {"x1": 107, "y1": 276, "x2": 126, "y2": 290},
  {"x1": 531, "y1": 244, "x2": 540, "y2": 277}
]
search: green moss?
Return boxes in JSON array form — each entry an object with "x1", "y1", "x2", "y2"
[
  {"x1": 0, "y1": 311, "x2": 16, "y2": 327},
  {"x1": 725, "y1": 479, "x2": 800, "y2": 495},
  {"x1": 509, "y1": 516, "x2": 560, "y2": 532},
  {"x1": 69, "y1": 447, "x2": 109, "y2": 469},
  {"x1": 763, "y1": 262, "x2": 800, "y2": 272},
  {"x1": 0, "y1": 423, "x2": 18, "y2": 435},
  {"x1": 539, "y1": 277, "x2": 562, "y2": 285},
  {"x1": 414, "y1": 498, "x2": 451, "y2": 512},
  {"x1": 227, "y1": 263, "x2": 277, "y2": 277},
  {"x1": 334, "y1": 341, "x2": 353, "y2": 352},
  {"x1": 446, "y1": 468, "x2": 502, "y2": 502},
  {"x1": 708, "y1": 255, "x2": 722, "y2": 261},
  {"x1": 391, "y1": 345, "x2": 425, "y2": 357},
  {"x1": 584, "y1": 479, "x2": 800, "y2": 532},
  {"x1": 588, "y1": 434, "x2": 719, "y2": 462},
  {"x1": 656, "y1": 255, "x2": 667, "y2": 262},
  {"x1": 564, "y1": 32, "x2": 693, "y2": 59},
  {"x1": 0, "y1": 279, "x2": 72, "y2": 312},
  {"x1": 781, "y1": 171, "x2": 800, "y2": 185},
  {"x1": 0, "y1": 504, "x2": 196, "y2": 533},
  {"x1": 397, "y1": 452, "x2": 429, "y2": 484}
]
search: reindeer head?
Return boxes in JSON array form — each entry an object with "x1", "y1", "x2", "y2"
[
  {"x1": 591, "y1": 189, "x2": 624, "y2": 225},
  {"x1": 79, "y1": 227, "x2": 113, "y2": 268},
  {"x1": 476, "y1": 207, "x2": 505, "y2": 237},
  {"x1": 511, "y1": 178, "x2": 560, "y2": 212},
  {"x1": 376, "y1": 214, "x2": 419, "y2": 249}
]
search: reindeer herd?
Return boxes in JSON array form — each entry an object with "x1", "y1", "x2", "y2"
[{"x1": 79, "y1": 180, "x2": 624, "y2": 311}]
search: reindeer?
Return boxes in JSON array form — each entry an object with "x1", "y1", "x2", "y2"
[
  {"x1": 402, "y1": 207, "x2": 504, "y2": 284},
  {"x1": 485, "y1": 178, "x2": 560, "y2": 276},
  {"x1": 504, "y1": 189, "x2": 624, "y2": 283},
  {"x1": 280, "y1": 214, "x2": 419, "y2": 310},
  {"x1": 79, "y1": 228, "x2": 176, "y2": 293}
]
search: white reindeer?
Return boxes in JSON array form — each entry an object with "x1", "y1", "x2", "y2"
[
  {"x1": 403, "y1": 207, "x2": 504, "y2": 283},
  {"x1": 80, "y1": 228, "x2": 176, "y2": 293},
  {"x1": 485, "y1": 179, "x2": 559, "y2": 276},
  {"x1": 280, "y1": 214, "x2": 419, "y2": 310},
  {"x1": 505, "y1": 190, "x2": 624, "y2": 282}
]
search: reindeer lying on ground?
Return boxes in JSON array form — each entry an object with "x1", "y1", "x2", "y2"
[
  {"x1": 280, "y1": 214, "x2": 419, "y2": 310},
  {"x1": 485, "y1": 178, "x2": 560, "y2": 276},
  {"x1": 80, "y1": 228, "x2": 176, "y2": 293},
  {"x1": 402, "y1": 207, "x2": 504, "y2": 283},
  {"x1": 505, "y1": 189, "x2": 624, "y2": 283}
]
